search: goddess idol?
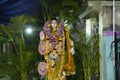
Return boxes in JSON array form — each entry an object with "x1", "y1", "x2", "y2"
[{"x1": 38, "y1": 18, "x2": 75, "y2": 80}]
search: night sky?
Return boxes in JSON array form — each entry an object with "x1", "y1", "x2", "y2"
[{"x1": 0, "y1": 0, "x2": 42, "y2": 25}]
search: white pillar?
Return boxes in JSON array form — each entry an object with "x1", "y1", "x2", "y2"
[
  {"x1": 99, "y1": 9, "x2": 104, "y2": 80},
  {"x1": 86, "y1": 18, "x2": 96, "y2": 40}
]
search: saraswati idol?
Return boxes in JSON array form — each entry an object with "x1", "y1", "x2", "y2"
[{"x1": 38, "y1": 18, "x2": 76, "y2": 80}]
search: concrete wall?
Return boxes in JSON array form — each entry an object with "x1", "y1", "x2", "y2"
[
  {"x1": 102, "y1": 6, "x2": 113, "y2": 31},
  {"x1": 115, "y1": 6, "x2": 120, "y2": 31}
]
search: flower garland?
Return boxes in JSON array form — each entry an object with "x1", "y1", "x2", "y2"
[{"x1": 43, "y1": 20, "x2": 64, "y2": 48}]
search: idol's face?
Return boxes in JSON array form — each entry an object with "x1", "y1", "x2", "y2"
[{"x1": 51, "y1": 20, "x2": 57, "y2": 28}]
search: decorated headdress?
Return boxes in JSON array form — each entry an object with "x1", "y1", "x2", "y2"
[{"x1": 44, "y1": 18, "x2": 64, "y2": 37}]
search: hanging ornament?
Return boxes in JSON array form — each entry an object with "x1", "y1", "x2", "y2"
[
  {"x1": 38, "y1": 62, "x2": 47, "y2": 75},
  {"x1": 38, "y1": 42, "x2": 46, "y2": 55},
  {"x1": 39, "y1": 31, "x2": 45, "y2": 41}
]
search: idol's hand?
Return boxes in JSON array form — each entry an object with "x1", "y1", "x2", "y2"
[
  {"x1": 39, "y1": 31, "x2": 45, "y2": 40},
  {"x1": 70, "y1": 47, "x2": 75, "y2": 55},
  {"x1": 70, "y1": 39, "x2": 75, "y2": 55}
]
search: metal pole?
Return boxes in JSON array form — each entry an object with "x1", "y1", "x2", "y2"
[
  {"x1": 113, "y1": 0, "x2": 115, "y2": 40},
  {"x1": 113, "y1": 0, "x2": 116, "y2": 80}
]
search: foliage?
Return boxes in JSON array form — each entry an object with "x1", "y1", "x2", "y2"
[
  {"x1": 40, "y1": 0, "x2": 80, "y2": 23},
  {"x1": 0, "y1": 31, "x2": 10, "y2": 43},
  {"x1": 0, "y1": 15, "x2": 40, "y2": 80},
  {"x1": 71, "y1": 30, "x2": 100, "y2": 80}
]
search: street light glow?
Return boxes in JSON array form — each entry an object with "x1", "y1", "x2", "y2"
[{"x1": 26, "y1": 27, "x2": 33, "y2": 34}]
